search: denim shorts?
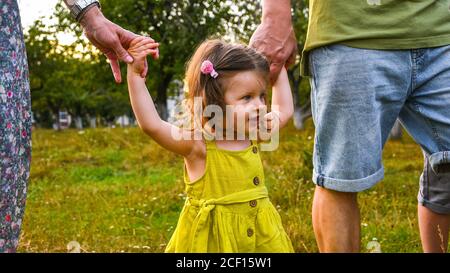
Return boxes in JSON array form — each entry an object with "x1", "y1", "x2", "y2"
[{"x1": 309, "y1": 44, "x2": 450, "y2": 214}]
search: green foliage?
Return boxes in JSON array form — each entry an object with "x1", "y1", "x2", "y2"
[
  {"x1": 25, "y1": 15, "x2": 129, "y2": 127},
  {"x1": 100, "y1": 0, "x2": 262, "y2": 119},
  {"x1": 26, "y1": 0, "x2": 309, "y2": 126},
  {"x1": 27, "y1": 0, "x2": 263, "y2": 124},
  {"x1": 26, "y1": 1, "x2": 312, "y2": 126}
]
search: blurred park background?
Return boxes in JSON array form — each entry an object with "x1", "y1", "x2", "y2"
[{"x1": 17, "y1": 0, "x2": 433, "y2": 252}]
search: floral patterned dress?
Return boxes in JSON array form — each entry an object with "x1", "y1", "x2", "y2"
[{"x1": 0, "y1": 0, "x2": 32, "y2": 252}]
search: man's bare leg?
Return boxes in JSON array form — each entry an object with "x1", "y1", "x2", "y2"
[
  {"x1": 312, "y1": 186, "x2": 360, "y2": 252},
  {"x1": 418, "y1": 205, "x2": 450, "y2": 253}
]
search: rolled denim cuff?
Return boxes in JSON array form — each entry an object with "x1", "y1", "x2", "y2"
[
  {"x1": 312, "y1": 168, "x2": 384, "y2": 193},
  {"x1": 428, "y1": 151, "x2": 450, "y2": 174}
]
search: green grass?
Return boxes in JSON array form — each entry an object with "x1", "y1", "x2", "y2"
[{"x1": 18, "y1": 121, "x2": 440, "y2": 252}]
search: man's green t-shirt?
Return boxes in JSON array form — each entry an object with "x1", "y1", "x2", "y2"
[{"x1": 301, "y1": 0, "x2": 450, "y2": 76}]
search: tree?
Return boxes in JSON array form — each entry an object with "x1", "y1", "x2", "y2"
[
  {"x1": 26, "y1": 16, "x2": 133, "y2": 129},
  {"x1": 54, "y1": 0, "x2": 262, "y2": 121},
  {"x1": 25, "y1": 19, "x2": 72, "y2": 128}
]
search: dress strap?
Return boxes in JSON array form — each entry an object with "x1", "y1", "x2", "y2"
[{"x1": 203, "y1": 137, "x2": 216, "y2": 150}]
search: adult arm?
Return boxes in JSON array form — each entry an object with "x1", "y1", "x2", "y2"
[
  {"x1": 63, "y1": 1, "x2": 158, "y2": 83},
  {"x1": 250, "y1": 0, "x2": 297, "y2": 84}
]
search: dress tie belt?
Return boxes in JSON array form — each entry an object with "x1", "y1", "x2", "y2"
[{"x1": 183, "y1": 187, "x2": 269, "y2": 252}]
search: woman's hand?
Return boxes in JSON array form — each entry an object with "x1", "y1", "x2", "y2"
[{"x1": 127, "y1": 36, "x2": 160, "y2": 76}]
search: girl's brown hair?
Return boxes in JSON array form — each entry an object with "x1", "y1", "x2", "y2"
[{"x1": 181, "y1": 39, "x2": 270, "y2": 131}]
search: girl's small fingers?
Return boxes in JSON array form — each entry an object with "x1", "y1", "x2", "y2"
[
  {"x1": 146, "y1": 42, "x2": 159, "y2": 49},
  {"x1": 131, "y1": 36, "x2": 146, "y2": 47},
  {"x1": 135, "y1": 43, "x2": 159, "y2": 53},
  {"x1": 264, "y1": 114, "x2": 274, "y2": 122},
  {"x1": 144, "y1": 37, "x2": 155, "y2": 43},
  {"x1": 133, "y1": 40, "x2": 149, "y2": 50},
  {"x1": 140, "y1": 43, "x2": 159, "y2": 50},
  {"x1": 153, "y1": 49, "x2": 160, "y2": 60},
  {"x1": 131, "y1": 36, "x2": 145, "y2": 43},
  {"x1": 138, "y1": 38, "x2": 156, "y2": 49},
  {"x1": 265, "y1": 112, "x2": 280, "y2": 123},
  {"x1": 145, "y1": 49, "x2": 159, "y2": 55},
  {"x1": 133, "y1": 37, "x2": 154, "y2": 49},
  {"x1": 272, "y1": 111, "x2": 281, "y2": 119}
]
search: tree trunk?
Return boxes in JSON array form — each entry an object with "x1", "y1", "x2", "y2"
[
  {"x1": 155, "y1": 74, "x2": 173, "y2": 121},
  {"x1": 74, "y1": 116, "x2": 83, "y2": 130},
  {"x1": 49, "y1": 105, "x2": 60, "y2": 131},
  {"x1": 89, "y1": 118, "x2": 96, "y2": 128},
  {"x1": 89, "y1": 115, "x2": 96, "y2": 128},
  {"x1": 53, "y1": 111, "x2": 60, "y2": 131}
]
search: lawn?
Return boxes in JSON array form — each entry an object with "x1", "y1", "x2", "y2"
[{"x1": 18, "y1": 120, "x2": 431, "y2": 252}]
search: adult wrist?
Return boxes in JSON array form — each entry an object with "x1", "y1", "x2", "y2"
[
  {"x1": 262, "y1": 12, "x2": 292, "y2": 28},
  {"x1": 78, "y1": 4, "x2": 101, "y2": 24},
  {"x1": 79, "y1": 6, "x2": 103, "y2": 28},
  {"x1": 261, "y1": 1, "x2": 292, "y2": 26},
  {"x1": 66, "y1": 0, "x2": 102, "y2": 23}
]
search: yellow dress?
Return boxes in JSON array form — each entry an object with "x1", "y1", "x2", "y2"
[{"x1": 165, "y1": 137, "x2": 294, "y2": 253}]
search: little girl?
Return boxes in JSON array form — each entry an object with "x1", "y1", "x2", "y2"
[{"x1": 126, "y1": 36, "x2": 295, "y2": 252}]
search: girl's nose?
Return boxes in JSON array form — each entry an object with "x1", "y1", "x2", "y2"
[
  {"x1": 253, "y1": 98, "x2": 265, "y2": 108},
  {"x1": 251, "y1": 104, "x2": 265, "y2": 118}
]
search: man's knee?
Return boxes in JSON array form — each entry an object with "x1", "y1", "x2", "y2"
[{"x1": 314, "y1": 186, "x2": 358, "y2": 201}]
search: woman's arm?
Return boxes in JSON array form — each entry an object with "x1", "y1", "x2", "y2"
[{"x1": 127, "y1": 37, "x2": 199, "y2": 157}]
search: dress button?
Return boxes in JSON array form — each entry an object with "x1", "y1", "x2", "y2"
[
  {"x1": 247, "y1": 228, "x2": 254, "y2": 237},
  {"x1": 249, "y1": 200, "x2": 257, "y2": 207},
  {"x1": 253, "y1": 176, "x2": 260, "y2": 186},
  {"x1": 252, "y1": 146, "x2": 258, "y2": 154}
]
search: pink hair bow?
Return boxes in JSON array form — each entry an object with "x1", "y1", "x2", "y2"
[{"x1": 200, "y1": 60, "x2": 219, "y2": 78}]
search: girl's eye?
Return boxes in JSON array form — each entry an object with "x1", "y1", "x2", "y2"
[{"x1": 242, "y1": 95, "x2": 251, "y2": 101}]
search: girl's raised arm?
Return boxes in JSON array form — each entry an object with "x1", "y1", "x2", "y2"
[
  {"x1": 270, "y1": 66, "x2": 294, "y2": 130},
  {"x1": 126, "y1": 37, "x2": 199, "y2": 158}
]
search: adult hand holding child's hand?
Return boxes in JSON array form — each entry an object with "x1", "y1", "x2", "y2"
[{"x1": 127, "y1": 36, "x2": 160, "y2": 76}]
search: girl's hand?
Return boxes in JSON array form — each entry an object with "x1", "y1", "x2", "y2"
[
  {"x1": 262, "y1": 111, "x2": 281, "y2": 132},
  {"x1": 258, "y1": 110, "x2": 281, "y2": 141},
  {"x1": 127, "y1": 36, "x2": 160, "y2": 75},
  {"x1": 267, "y1": 66, "x2": 294, "y2": 132}
]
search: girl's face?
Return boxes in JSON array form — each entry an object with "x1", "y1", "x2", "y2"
[{"x1": 222, "y1": 71, "x2": 268, "y2": 137}]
